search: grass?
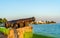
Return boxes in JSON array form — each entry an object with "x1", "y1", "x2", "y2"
[
  {"x1": 24, "y1": 32, "x2": 55, "y2": 38},
  {"x1": 32, "y1": 34, "x2": 55, "y2": 38},
  {"x1": 24, "y1": 32, "x2": 33, "y2": 38},
  {"x1": 0, "y1": 27, "x2": 9, "y2": 35}
]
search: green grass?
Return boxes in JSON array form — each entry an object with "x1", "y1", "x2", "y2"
[
  {"x1": 0, "y1": 27, "x2": 9, "y2": 35},
  {"x1": 24, "y1": 32, "x2": 55, "y2": 38},
  {"x1": 32, "y1": 34, "x2": 55, "y2": 38},
  {"x1": 24, "y1": 32, "x2": 33, "y2": 38}
]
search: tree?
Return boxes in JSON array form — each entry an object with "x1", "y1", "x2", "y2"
[
  {"x1": 0, "y1": 18, "x2": 3, "y2": 23},
  {"x1": 45, "y1": 21, "x2": 49, "y2": 24},
  {"x1": 2, "y1": 18, "x2": 7, "y2": 23},
  {"x1": 50, "y1": 21, "x2": 56, "y2": 23},
  {"x1": 45, "y1": 21, "x2": 50, "y2": 24}
]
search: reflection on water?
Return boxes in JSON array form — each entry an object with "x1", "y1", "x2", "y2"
[{"x1": 31, "y1": 23, "x2": 60, "y2": 38}]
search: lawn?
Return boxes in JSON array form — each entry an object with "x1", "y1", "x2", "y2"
[
  {"x1": 24, "y1": 32, "x2": 55, "y2": 38},
  {"x1": 32, "y1": 34, "x2": 55, "y2": 38},
  {"x1": 0, "y1": 27, "x2": 9, "y2": 35}
]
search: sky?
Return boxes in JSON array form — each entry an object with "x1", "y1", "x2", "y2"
[{"x1": 0, "y1": 0, "x2": 60, "y2": 23}]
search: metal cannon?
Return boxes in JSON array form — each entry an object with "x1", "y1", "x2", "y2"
[{"x1": 5, "y1": 17, "x2": 35, "y2": 28}]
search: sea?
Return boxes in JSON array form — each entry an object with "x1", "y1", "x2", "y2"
[{"x1": 31, "y1": 23, "x2": 60, "y2": 38}]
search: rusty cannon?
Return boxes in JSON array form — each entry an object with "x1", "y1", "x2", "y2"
[
  {"x1": 5, "y1": 17, "x2": 35, "y2": 28},
  {"x1": 3, "y1": 17, "x2": 35, "y2": 38}
]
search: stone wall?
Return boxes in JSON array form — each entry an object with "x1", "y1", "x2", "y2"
[{"x1": 8, "y1": 26, "x2": 32, "y2": 38}]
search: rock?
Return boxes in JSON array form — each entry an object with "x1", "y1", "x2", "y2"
[{"x1": 0, "y1": 32, "x2": 7, "y2": 38}]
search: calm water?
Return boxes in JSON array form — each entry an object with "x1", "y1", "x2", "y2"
[{"x1": 31, "y1": 23, "x2": 60, "y2": 38}]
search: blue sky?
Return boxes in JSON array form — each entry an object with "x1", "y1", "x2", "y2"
[{"x1": 0, "y1": 0, "x2": 60, "y2": 23}]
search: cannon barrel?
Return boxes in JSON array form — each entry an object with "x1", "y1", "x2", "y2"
[{"x1": 5, "y1": 17, "x2": 35, "y2": 28}]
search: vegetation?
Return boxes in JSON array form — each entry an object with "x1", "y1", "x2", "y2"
[
  {"x1": 0, "y1": 18, "x2": 7, "y2": 23},
  {"x1": 24, "y1": 32, "x2": 55, "y2": 38},
  {"x1": 0, "y1": 18, "x2": 3, "y2": 23},
  {"x1": 0, "y1": 27, "x2": 9, "y2": 35},
  {"x1": 32, "y1": 34, "x2": 55, "y2": 38},
  {"x1": 45, "y1": 21, "x2": 56, "y2": 24},
  {"x1": 24, "y1": 32, "x2": 33, "y2": 38},
  {"x1": 3, "y1": 18, "x2": 7, "y2": 23}
]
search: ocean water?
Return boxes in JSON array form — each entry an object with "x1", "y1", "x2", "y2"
[{"x1": 31, "y1": 23, "x2": 60, "y2": 38}]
